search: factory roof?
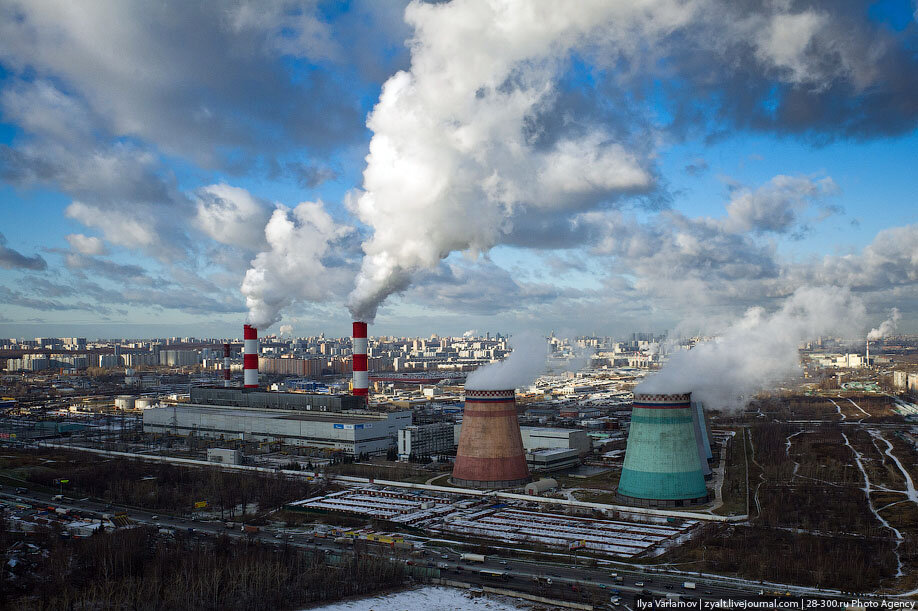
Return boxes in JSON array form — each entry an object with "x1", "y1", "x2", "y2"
[{"x1": 170, "y1": 403, "x2": 400, "y2": 423}]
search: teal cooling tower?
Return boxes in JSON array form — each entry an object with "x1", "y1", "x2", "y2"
[{"x1": 616, "y1": 392, "x2": 709, "y2": 508}]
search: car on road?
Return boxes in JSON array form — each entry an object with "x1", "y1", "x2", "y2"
[
  {"x1": 635, "y1": 581, "x2": 644, "y2": 587},
  {"x1": 441, "y1": 554, "x2": 449, "y2": 559},
  {"x1": 151, "y1": 515, "x2": 159, "y2": 521},
  {"x1": 499, "y1": 560, "x2": 508, "y2": 565}
]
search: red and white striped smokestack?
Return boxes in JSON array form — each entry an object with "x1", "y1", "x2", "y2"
[
  {"x1": 223, "y1": 342, "x2": 231, "y2": 387},
  {"x1": 243, "y1": 324, "x2": 258, "y2": 388},
  {"x1": 352, "y1": 321, "x2": 368, "y2": 398}
]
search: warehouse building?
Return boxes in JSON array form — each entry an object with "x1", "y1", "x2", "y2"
[{"x1": 143, "y1": 404, "x2": 411, "y2": 455}]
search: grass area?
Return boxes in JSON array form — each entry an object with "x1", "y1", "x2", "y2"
[
  {"x1": 714, "y1": 429, "x2": 747, "y2": 516},
  {"x1": 571, "y1": 490, "x2": 618, "y2": 504},
  {"x1": 556, "y1": 469, "x2": 621, "y2": 491}
]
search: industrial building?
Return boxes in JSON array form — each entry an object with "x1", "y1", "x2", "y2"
[
  {"x1": 526, "y1": 447, "x2": 581, "y2": 472},
  {"x1": 397, "y1": 422, "x2": 454, "y2": 459},
  {"x1": 451, "y1": 389, "x2": 531, "y2": 489},
  {"x1": 143, "y1": 404, "x2": 411, "y2": 455},
  {"x1": 616, "y1": 392, "x2": 709, "y2": 508},
  {"x1": 520, "y1": 427, "x2": 592, "y2": 455}
]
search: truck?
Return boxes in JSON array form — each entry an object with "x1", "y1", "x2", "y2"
[
  {"x1": 683, "y1": 582, "x2": 696, "y2": 590},
  {"x1": 460, "y1": 553, "x2": 486, "y2": 563}
]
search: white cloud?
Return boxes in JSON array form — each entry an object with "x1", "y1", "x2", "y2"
[
  {"x1": 193, "y1": 184, "x2": 272, "y2": 252},
  {"x1": 65, "y1": 233, "x2": 107, "y2": 256}
]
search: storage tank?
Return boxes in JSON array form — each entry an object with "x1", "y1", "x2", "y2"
[
  {"x1": 451, "y1": 389, "x2": 531, "y2": 489},
  {"x1": 135, "y1": 397, "x2": 156, "y2": 410},
  {"x1": 114, "y1": 395, "x2": 135, "y2": 410},
  {"x1": 616, "y1": 392, "x2": 709, "y2": 507}
]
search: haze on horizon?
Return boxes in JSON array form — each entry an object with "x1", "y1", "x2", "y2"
[{"x1": 1, "y1": 0, "x2": 918, "y2": 340}]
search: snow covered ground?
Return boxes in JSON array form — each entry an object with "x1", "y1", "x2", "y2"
[{"x1": 308, "y1": 586, "x2": 528, "y2": 610}]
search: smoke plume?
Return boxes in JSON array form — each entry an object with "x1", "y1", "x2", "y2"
[
  {"x1": 465, "y1": 332, "x2": 548, "y2": 391},
  {"x1": 345, "y1": 2, "x2": 685, "y2": 321},
  {"x1": 278, "y1": 324, "x2": 293, "y2": 336},
  {"x1": 867, "y1": 308, "x2": 900, "y2": 340},
  {"x1": 636, "y1": 286, "x2": 867, "y2": 411},
  {"x1": 241, "y1": 201, "x2": 354, "y2": 329}
]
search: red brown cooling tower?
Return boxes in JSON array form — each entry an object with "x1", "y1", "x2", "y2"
[
  {"x1": 352, "y1": 321, "x2": 368, "y2": 398},
  {"x1": 451, "y1": 389, "x2": 531, "y2": 489}
]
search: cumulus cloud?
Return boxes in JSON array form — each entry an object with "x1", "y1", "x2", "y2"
[
  {"x1": 193, "y1": 184, "x2": 272, "y2": 252},
  {"x1": 0, "y1": 0, "x2": 362, "y2": 166},
  {"x1": 241, "y1": 201, "x2": 356, "y2": 329},
  {"x1": 637, "y1": 286, "x2": 867, "y2": 411},
  {"x1": 0, "y1": 232, "x2": 47, "y2": 271},
  {"x1": 65, "y1": 233, "x2": 107, "y2": 256},
  {"x1": 721, "y1": 175, "x2": 838, "y2": 234}
]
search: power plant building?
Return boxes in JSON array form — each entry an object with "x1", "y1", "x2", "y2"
[
  {"x1": 451, "y1": 389, "x2": 531, "y2": 489},
  {"x1": 616, "y1": 392, "x2": 709, "y2": 508},
  {"x1": 143, "y1": 404, "x2": 411, "y2": 455}
]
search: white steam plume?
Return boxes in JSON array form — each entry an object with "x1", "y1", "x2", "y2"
[
  {"x1": 867, "y1": 308, "x2": 900, "y2": 340},
  {"x1": 636, "y1": 286, "x2": 867, "y2": 411},
  {"x1": 465, "y1": 332, "x2": 548, "y2": 391},
  {"x1": 462, "y1": 329, "x2": 478, "y2": 338},
  {"x1": 241, "y1": 201, "x2": 353, "y2": 329},
  {"x1": 344, "y1": 1, "x2": 700, "y2": 321},
  {"x1": 278, "y1": 324, "x2": 293, "y2": 336}
]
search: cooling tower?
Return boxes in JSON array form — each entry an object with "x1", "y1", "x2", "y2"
[
  {"x1": 352, "y1": 321, "x2": 368, "y2": 399},
  {"x1": 223, "y1": 342, "x2": 231, "y2": 388},
  {"x1": 451, "y1": 389, "x2": 531, "y2": 489},
  {"x1": 690, "y1": 402, "x2": 713, "y2": 479},
  {"x1": 692, "y1": 401, "x2": 713, "y2": 462},
  {"x1": 616, "y1": 392, "x2": 709, "y2": 507},
  {"x1": 243, "y1": 324, "x2": 258, "y2": 388}
]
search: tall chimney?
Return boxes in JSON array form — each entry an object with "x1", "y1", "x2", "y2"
[
  {"x1": 352, "y1": 321, "x2": 368, "y2": 399},
  {"x1": 223, "y1": 342, "x2": 231, "y2": 387},
  {"x1": 243, "y1": 324, "x2": 258, "y2": 388},
  {"x1": 866, "y1": 339, "x2": 870, "y2": 368}
]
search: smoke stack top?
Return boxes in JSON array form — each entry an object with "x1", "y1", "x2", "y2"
[
  {"x1": 636, "y1": 286, "x2": 866, "y2": 412},
  {"x1": 465, "y1": 332, "x2": 548, "y2": 391}
]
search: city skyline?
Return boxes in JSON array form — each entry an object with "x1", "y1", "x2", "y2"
[{"x1": 2, "y1": 1, "x2": 918, "y2": 340}]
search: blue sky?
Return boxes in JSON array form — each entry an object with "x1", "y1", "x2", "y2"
[{"x1": 1, "y1": 0, "x2": 917, "y2": 340}]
